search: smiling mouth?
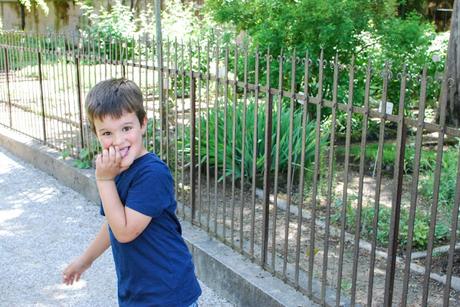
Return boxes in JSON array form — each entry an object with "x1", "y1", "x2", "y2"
[{"x1": 119, "y1": 147, "x2": 130, "y2": 158}]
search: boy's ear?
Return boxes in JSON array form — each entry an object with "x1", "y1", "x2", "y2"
[{"x1": 141, "y1": 116, "x2": 148, "y2": 133}]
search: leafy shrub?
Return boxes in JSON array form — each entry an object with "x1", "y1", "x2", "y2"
[
  {"x1": 364, "y1": 13, "x2": 446, "y2": 110},
  {"x1": 421, "y1": 145, "x2": 460, "y2": 213},
  {"x1": 332, "y1": 199, "x2": 451, "y2": 250},
  {"x1": 79, "y1": 0, "x2": 138, "y2": 62},
  {"x1": 335, "y1": 142, "x2": 447, "y2": 175},
  {"x1": 180, "y1": 98, "x2": 328, "y2": 183},
  {"x1": 205, "y1": 1, "x2": 446, "y2": 116}
]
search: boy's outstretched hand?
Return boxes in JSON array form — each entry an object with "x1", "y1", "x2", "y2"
[{"x1": 62, "y1": 256, "x2": 91, "y2": 285}]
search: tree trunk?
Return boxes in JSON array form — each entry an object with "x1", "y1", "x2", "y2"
[{"x1": 445, "y1": 0, "x2": 460, "y2": 127}]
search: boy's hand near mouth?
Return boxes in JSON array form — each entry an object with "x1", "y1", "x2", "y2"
[{"x1": 95, "y1": 146, "x2": 122, "y2": 181}]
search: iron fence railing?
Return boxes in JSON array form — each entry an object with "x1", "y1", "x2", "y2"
[{"x1": 1, "y1": 31, "x2": 460, "y2": 306}]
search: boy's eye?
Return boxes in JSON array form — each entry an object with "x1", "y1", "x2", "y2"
[
  {"x1": 122, "y1": 126, "x2": 132, "y2": 132},
  {"x1": 102, "y1": 131, "x2": 111, "y2": 136}
]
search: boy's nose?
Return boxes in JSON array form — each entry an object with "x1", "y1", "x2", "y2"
[{"x1": 113, "y1": 133, "x2": 123, "y2": 146}]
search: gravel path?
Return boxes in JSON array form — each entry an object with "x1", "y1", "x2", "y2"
[{"x1": 0, "y1": 146, "x2": 233, "y2": 307}]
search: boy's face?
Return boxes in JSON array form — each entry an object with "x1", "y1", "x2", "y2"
[{"x1": 94, "y1": 111, "x2": 147, "y2": 171}]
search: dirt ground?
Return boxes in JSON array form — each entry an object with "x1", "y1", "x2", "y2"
[{"x1": 176, "y1": 167, "x2": 460, "y2": 306}]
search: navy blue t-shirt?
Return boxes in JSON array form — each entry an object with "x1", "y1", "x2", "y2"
[{"x1": 100, "y1": 152, "x2": 201, "y2": 307}]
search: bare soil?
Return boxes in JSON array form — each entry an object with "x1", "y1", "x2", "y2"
[{"x1": 176, "y1": 167, "x2": 460, "y2": 306}]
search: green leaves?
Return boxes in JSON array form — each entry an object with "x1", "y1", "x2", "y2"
[{"x1": 180, "y1": 97, "x2": 326, "y2": 183}]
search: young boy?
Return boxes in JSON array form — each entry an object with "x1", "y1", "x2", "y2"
[{"x1": 63, "y1": 78, "x2": 202, "y2": 306}]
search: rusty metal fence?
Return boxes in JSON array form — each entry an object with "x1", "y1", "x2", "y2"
[{"x1": 1, "y1": 31, "x2": 460, "y2": 306}]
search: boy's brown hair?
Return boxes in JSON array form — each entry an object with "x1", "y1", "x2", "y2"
[{"x1": 85, "y1": 78, "x2": 146, "y2": 134}]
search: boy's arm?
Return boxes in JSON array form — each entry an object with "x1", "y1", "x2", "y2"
[
  {"x1": 95, "y1": 147, "x2": 152, "y2": 243},
  {"x1": 80, "y1": 221, "x2": 111, "y2": 263},
  {"x1": 63, "y1": 222, "x2": 110, "y2": 285},
  {"x1": 97, "y1": 180, "x2": 152, "y2": 243}
]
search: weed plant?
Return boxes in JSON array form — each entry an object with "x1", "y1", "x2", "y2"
[{"x1": 179, "y1": 97, "x2": 328, "y2": 184}]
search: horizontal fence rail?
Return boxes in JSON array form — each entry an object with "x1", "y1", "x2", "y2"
[{"x1": 1, "y1": 31, "x2": 460, "y2": 306}]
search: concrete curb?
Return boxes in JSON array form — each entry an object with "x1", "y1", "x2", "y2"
[{"x1": 0, "y1": 126, "x2": 316, "y2": 307}]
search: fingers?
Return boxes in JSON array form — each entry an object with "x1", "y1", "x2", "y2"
[
  {"x1": 102, "y1": 148, "x2": 109, "y2": 163},
  {"x1": 96, "y1": 153, "x2": 102, "y2": 167},
  {"x1": 63, "y1": 272, "x2": 74, "y2": 285},
  {"x1": 114, "y1": 146, "x2": 121, "y2": 165},
  {"x1": 101, "y1": 146, "x2": 119, "y2": 164},
  {"x1": 109, "y1": 146, "x2": 116, "y2": 161},
  {"x1": 63, "y1": 270, "x2": 83, "y2": 286}
]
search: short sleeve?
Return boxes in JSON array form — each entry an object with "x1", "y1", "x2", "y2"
[{"x1": 125, "y1": 166, "x2": 173, "y2": 218}]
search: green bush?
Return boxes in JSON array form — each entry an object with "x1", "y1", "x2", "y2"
[
  {"x1": 180, "y1": 98, "x2": 328, "y2": 183},
  {"x1": 79, "y1": 0, "x2": 138, "y2": 62},
  {"x1": 332, "y1": 199, "x2": 451, "y2": 250},
  {"x1": 205, "y1": 1, "x2": 446, "y2": 116},
  {"x1": 421, "y1": 145, "x2": 460, "y2": 213},
  {"x1": 335, "y1": 142, "x2": 445, "y2": 175},
  {"x1": 365, "y1": 13, "x2": 445, "y2": 110}
]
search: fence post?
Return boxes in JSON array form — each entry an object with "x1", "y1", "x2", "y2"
[
  {"x1": 383, "y1": 68, "x2": 407, "y2": 306},
  {"x1": 75, "y1": 56, "x2": 85, "y2": 149},
  {"x1": 190, "y1": 75, "x2": 197, "y2": 222},
  {"x1": 37, "y1": 51, "x2": 47, "y2": 144},
  {"x1": 261, "y1": 49, "x2": 273, "y2": 267},
  {"x1": 155, "y1": 0, "x2": 165, "y2": 159},
  {"x1": 4, "y1": 48, "x2": 12, "y2": 128},
  {"x1": 262, "y1": 91, "x2": 273, "y2": 267}
]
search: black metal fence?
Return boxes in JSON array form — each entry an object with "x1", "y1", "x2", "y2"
[{"x1": 1, "y1": 31, "x2": 460, "y2": 306}]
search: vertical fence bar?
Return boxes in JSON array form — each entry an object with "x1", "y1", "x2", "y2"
[
  {"x1": 114, "y1": 37, "x2": 119, "y2": 77},
  {"x1": 222, "y1": 46, "x2": 229, "y2": 241},
  {"x1": 364, "y1": 62, "x2": 388, "y2": 306},
  {"x1": 283, "y1": 52, "x2": 296, "y2": 278},
  {"x1": 70, "y1": 34, "x2": 80, "y2": 151},
  {"x1": 443, "y1": 149, "x2": 460, "y2": 306},
  {"x1": 261, "y1": 49, "x2": 273, "y2": 267},
  {"x1": 93, "y1": 33, "x2": 98, "y2": 85},
  {"x1": 239, "y1": 48, "x2": 249, "y2": 251},
  {"x1": 165, "y1": 40, "x2": 171, "y2": 165},
  {"x1": 190, "y1": 72, "x2": 197, "y2": 222},
  {"x1": 272, "y1": 52, "x2": 284, "y2": 271},
  {"x1": 295, "y1": 53, "x2": 310, "y2": 288},
  {"x1": 336, "y1": 56, "x2": 355, "y2": 306},
  {"x1": 249, "y1": 49, "x2": 260, "y2": 258},
  {"x1": 197, "y1": 44, "x2": 202, "y2": 228},
  {"x1": 308, "y1": 50, "x2": 324, "y2": 297},
  {"x1": 151, "y1": 38, "x2": 158, "y2": 154},
  {"x1": 75, "y1": 56, "x2": 85, "y2": 149},
  {"x1": 383, "y1": 65, "x2": 407, "y2": 307},
  {"x1": 37, "y1": 51, "x2": 46, "y2": 144},
  {"x1": 173, "y1": 39, "x2": 179, "y2": 202},
  {"x1": 230, "y1": 45, "x2": 238, "y2": 248},
  {"x1": 52, "y1": 34, "x2": 62, "y2": 148},
  {"x1": 401, "y1": 67, "x2": 427, "y2": 307},
  {"x1": 63, "y1": 35, "x2": 75, "y2": 149},
  {"x1": 158, "y1": 34, "x2": 164, "y2": 160},
  {"x1": 58, "y1": 35, "x2": 69, "y2": 150},
  {"x1": 213, "y1": 43, "x2": 220, "y2": 235},
  {"x1": 180, "y1": 42, "x2": 187, "y2": 218},
  {"x1": 109, "y1": 37, "x2": 113, "y2": 77},
  {"x1": 421, "y1": 65, "x2": 450, "y2": 306},
  {"x1": 321, "y1": 54, "x2": 339, "y2": 304},
  {"x1": 0, "y1": 36, "x2": 6, "y2": 124},
  {"x1": 180, "y1": 42, "x2": 186, "y2": 219},
  {"x1": 144, "y1": 36, "x2": 150, "y2": 149},
  {"x1": 206, "y1": 41, "x2": 211, "y2": 232},
  {"x1": 4, "y1": 47, "x2": 12, "y2": 128}
]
